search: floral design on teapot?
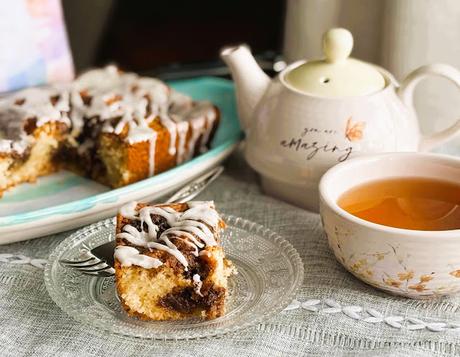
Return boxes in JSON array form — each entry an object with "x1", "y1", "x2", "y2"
[{"x1": 345, "y1": 117, "x2": 366, "y2": 142}]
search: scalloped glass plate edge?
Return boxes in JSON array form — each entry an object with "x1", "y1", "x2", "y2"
[{"x1": 44, "y1": 214, "x2": 304, "y2": 340}]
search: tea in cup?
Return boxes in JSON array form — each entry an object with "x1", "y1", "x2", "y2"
[
  {"x1": 319, "y1": 153, "x2": 460, "y2": 298},
  {"x1": 338, "y1": 177, "x2": 460, "y2": 231}
]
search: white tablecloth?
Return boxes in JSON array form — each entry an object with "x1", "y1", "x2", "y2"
[{"x1": 1, "y1": 149, "x2": 460, "y2": 356}]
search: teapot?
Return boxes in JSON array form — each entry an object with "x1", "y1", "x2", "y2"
[{"x1": 221, "y1": 28, "x2": 460, "y2": 212}]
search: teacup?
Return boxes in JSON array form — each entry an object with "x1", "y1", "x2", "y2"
[{"x1": 319, "y1": 153, "x2": 460, "y2": 298}]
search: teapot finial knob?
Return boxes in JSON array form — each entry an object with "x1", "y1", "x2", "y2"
[{"x1": 323, "y1": 28, "x2": 353, "y2": 64}]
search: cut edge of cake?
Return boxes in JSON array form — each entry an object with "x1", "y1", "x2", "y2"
[{"x1": 0, "y1": 121, "x2": 68, "y2": 195}]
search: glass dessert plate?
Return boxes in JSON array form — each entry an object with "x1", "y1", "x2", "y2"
[{"x1": 44, "y1": 215, "x2": 304, "y2": 339}]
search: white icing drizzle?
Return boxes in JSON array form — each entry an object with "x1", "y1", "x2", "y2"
[
  {"x1": 147, "y1": 240, "x2": 189, "y2": 268},
  {"x1": 117, "y1": 224, "x2": 150, "y2": 246},
  {"x1": 148, "y1": 134, "x2": 157, "y2": 176},
  {"x1": 114, "y1": 246, "x2": 163, "y2": 269},
  {"x1": 162, "y1": 228, "x2": 204, "y2": 249},
  {"x1": 0, "y1": 87, "x2": 69, "y2": 155},
  {"x1": 119, "y1": 201, "x2": 138, "y2": 220},
  {"x1": 192, "y1": 274, "x2": 203, "y2": 296},
  {"x1": 115, "y1": 201, "x2": 220, "y2": 270},
  {"x1": 185, "y1": 116, "x2": 206, "y2": 161},
  {"x1": 199, "y1": 114, "x2": 215, "y2": 153},
  {"x1": 135, "y1": 77, "x2": 177, "y2": 156},
  {"x1": 175, "y1": 121, "x2": 189, "y2": 164},
  {"x1": 0, "y1": 137, "x2": 30, "y2": 155},
  {"x1": 0, "y1": 66, "x2": 217, "y2": 169},
  {"x1": 3, "y1": 87, "x2": 71, "y2": 128},
  {"x1": 178, "y1": 237, "x2": 200, "y2": 256}
]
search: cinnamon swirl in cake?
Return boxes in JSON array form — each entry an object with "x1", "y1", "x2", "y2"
[
  {"x1": 114, "y1": 201, "x2": 235, "y2": 320},
  {"x1": 0, "y1": 66, "x2": 219, "y2": 195}
]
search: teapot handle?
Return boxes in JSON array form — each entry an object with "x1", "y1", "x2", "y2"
[{"x1": 399, "y1": 64, "x2": 460, "y2": 152}]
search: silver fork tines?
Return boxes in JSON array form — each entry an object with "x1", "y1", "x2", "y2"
[
  {"x1": 59, "y1": 256, "x2": 115, "y2": 276},
  {"x1": 59, "y1": 257, "x2": 97, "y2": 267}
]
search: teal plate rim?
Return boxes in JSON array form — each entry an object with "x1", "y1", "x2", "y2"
[{"x1": 0, "y1": 77, "x2": 243, "y2": 227}]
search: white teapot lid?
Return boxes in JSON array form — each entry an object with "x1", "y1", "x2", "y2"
[{"x1": 285, "y1": 28, "x2": 385, "y2": 97}]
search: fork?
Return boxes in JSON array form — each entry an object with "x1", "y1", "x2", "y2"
[{"x1": 59, "y1": 165, "x2": 224, "y2": 277}]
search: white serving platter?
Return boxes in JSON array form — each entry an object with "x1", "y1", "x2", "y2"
[{"x1": 0, "y1": 77, "x2": 242, "y2": 244}]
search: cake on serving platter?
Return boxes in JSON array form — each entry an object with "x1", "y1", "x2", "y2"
[
  {"x1": 0, "y1": 65, "x2": 220, "y2": 195},
  {"x1": 114, "y1": 200, "x2": 235, "y2": 320}
]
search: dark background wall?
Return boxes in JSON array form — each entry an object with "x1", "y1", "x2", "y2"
[{"x1": 63, "y1": 0, "x2": 285, "y2": 73}]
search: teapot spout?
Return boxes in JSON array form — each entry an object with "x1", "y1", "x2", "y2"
[{"x1": 221, "y1": 45, "x2": 270, "y2": 131}]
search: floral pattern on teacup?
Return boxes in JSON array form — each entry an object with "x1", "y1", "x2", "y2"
[{"x1": 324, "y1": 223, "x2": 453, "y2": 297}]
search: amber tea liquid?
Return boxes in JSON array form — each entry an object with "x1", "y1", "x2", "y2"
[{"x1": 338, "y1": 177, "x2": 460, "y2": 231}]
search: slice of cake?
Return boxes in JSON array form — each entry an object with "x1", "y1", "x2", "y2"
[
  {"x1": 114, "y1": 201, "x2": 235, "y2": 320},
  {"x1": 0, "y1": 66, "x2": 220, "y2": 196}
]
